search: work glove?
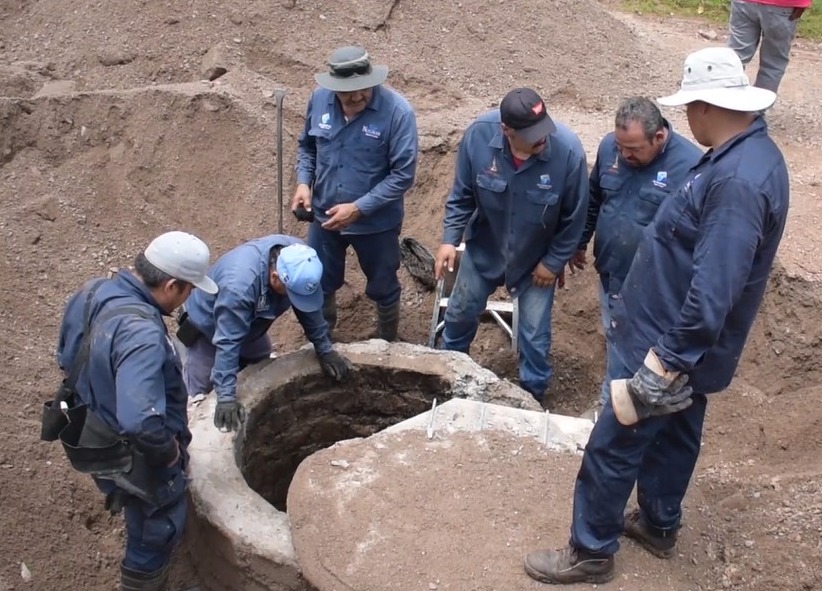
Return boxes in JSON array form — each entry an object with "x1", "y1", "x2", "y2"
[
  {"x1": 318, "y1": 350, "x2": 352, "y2": 382},
  {"x1": 627, "y1": 349, "x2": 689, "y2": 407},
  {"x1": 214, "y1": 399, "x2": 246, "y2": 432},
  {"x1": 631, "y1": 374, "x2": 694, "y2": 421}
]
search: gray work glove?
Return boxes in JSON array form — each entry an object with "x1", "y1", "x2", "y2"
[
  {"x1": 628, "y1": 350, "x2": 689, "y2": 407},
  {"x1": 214, "y1": 400, "x2": 246, "y2": 432},
  {"x1": 318, "y1": 350, "x2": 352, "y2": 382},
  {"x1": 631, "y1": 374, "x2": 694, "y2": 421}
]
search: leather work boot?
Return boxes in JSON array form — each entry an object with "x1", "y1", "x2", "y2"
[
  {"x1": 376, "y1": 301, "x2": 400, "y2": 342},
  {"x1": 120, "y1": 561, "x2": 169, "y2": 591},
  {"x1": 322, "y1": 292, "x2": 338, "y2": 333},
  {"x1": 623, "y1": 507, "x2": 678, "y2": 558},
  {"x1": 524, "y1": 545, "x2": 615, "y2": 585}
]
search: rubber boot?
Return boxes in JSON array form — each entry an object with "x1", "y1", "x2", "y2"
[
  {"x1": 322, "y1": 292, "x2": 337, "y2": 333},
  {"x1": 376, "y1": 301, "x2": 400, "y2": 342},
  {"x1": 120, "y1": 561, "x2": 169, "y2": 591}
]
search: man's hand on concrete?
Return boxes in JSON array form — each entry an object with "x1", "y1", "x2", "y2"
[
  {"x1": 434, "y1": 244, "x2": 457, "y2": 281},
  {"x1": 568, "y1": 250, "x2": 587, "y2": 274},
  {"x1": 214, "y1": 399, "x2": 246, "y2": 432},
  {"x1": 318, "y1": 350, "x2": 352, "y2": 381},
  {"x1": 291, "y1": 183, "x2": 312, "y2": 213},
  {"x1": 532, "y1": 262, "x2": 558, "y2": 289},
  {"x1": 322, "y1": 203, "x2": 361, "y2": 231}
]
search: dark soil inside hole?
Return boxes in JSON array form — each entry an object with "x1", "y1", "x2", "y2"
[{"x1": 240, "y1": 366, "x2": 452, "y2": 511}]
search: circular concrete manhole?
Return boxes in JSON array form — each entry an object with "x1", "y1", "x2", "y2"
[{"x1": 184, "y1": 340, "x2": 541, "y2": 591}]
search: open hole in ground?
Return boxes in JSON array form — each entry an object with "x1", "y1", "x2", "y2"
[{"x1": 239, "y1": 365, "x2": 452, "y2": 512}]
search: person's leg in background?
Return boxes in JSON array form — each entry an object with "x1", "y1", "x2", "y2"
[
  {"x1": 515, "y1": 281, "x2": 556, "y2": 404},
  {"x1": 182, "y1": 337, "x2": 217, "y2": 397},
  {"x1": 728, "y1": 0, "x2": 763, "y2": 70},
  {"x1": 754, "y1": 4, "x2": 799, "y2": 92},
  {"x1": 308, "y1": 221, "x2": 350, "y2": 333},
  {"x1": 348, "y1": 227, "x2": 403, "y2": 341},
  {"x1": 441, "y1": 246, "x2": 498, "y2": 355}
]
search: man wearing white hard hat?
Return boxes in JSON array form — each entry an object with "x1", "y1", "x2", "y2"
[
  {"x1": 48, "y1": 231, "x2": 217, "y2": 590},
  {"x1": 523, "y1": 47, "x2": 790, "y2": 584}
]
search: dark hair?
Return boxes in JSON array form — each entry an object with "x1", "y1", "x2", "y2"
[
  {"x1": 268, "y1": 245, "x2": 284, "y2": 270},
  {"x1": 615, "y1": 96, "x2": 665, "y2": 142},
  {"x1": 134, "y1": 252, "x2": 176, "y2": 288}
]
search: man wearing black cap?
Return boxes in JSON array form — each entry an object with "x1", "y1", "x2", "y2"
[
  {"x1": 292, "y1": 45, "x2": 419, "y2": 342},
  {"x1": 434, "y1": 87, "x2": 589, "y2": 405}
]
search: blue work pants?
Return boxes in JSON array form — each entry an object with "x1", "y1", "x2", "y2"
[
  {"x1": 441, "y1": 246, "x2": 556, "y2": 401},
  {"x1": 570, "y1": 348, "x2": 708, "y2": 556},
  {"x1": 94, "y1": 462, "x2": 188, "y2": 574},
  {"x1": 307, "y1": 222, "x2": 402, "y2": 307},
  {"x1": 182, "y1": 333, "x2": 272, "y2": 397}
]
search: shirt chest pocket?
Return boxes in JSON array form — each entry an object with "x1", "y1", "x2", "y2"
[
  {"x1": 309, "y1": 127, "x2": 334, "y2": 165},
  {"x1": 351, "y1": 136, "x2": 389, "y2": 174},
  {"x1": 653, "y1": 185, "x2": 700, "y2": 247},
  {"x1": 636, "y1": 187, "x2": 669, "y2": 226},
  {"x1": 599, "y1": 174, "x2": 625, "y2": 201},
  {"x1": 524, "y1": 188, "x2": 560, "y2": 226},
  {"x1": 476, "y1": 174, "x2": 508, "y2": 211}
]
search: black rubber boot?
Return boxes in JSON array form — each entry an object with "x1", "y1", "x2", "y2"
[
  {"x1": 322, "y1": 292, "x2": 337, "y2": 333},
  {"x1": 120, "y1": 561, "x2": 169, "y2": 591},
  {"x1": 376, "y1": 301, "x2": 400, "y2": 342}
]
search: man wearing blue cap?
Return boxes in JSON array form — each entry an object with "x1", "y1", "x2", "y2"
[
  {"x1": 292, "y1": 45, "x2": 418, "y2": 342},
  {"x1": 179, "y1": 235, "x2": 352, "y2": 432}
]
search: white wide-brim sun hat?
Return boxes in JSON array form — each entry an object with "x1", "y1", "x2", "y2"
[{"x1": 657, "y1": 46, "x2": 776, "y2": 112}]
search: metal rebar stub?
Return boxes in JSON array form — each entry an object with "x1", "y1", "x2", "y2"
[
  {"x1": 542, "y1": 409, "x2": 551, "y2": 447},
  {"x1": 426, "y1": 398, "x2": 438, "y2": 439}
]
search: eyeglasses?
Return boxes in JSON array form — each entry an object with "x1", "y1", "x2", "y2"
[{"x1": 330, "y1": 61, "x2": 372, "y2": 78}]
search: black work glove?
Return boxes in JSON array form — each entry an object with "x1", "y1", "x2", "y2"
[
  {"x1": 627, "y1": 350, "x2": 689, "y2": 407},
  {"x1": 631, "y1": 373, "x2": 694, "y2": 421},
  {"x1": 318, "y1": 350, "x2": 352, "y2": 382},
  {"x1": 214, "y1": 400, "x2": 246, "y2": 432}
]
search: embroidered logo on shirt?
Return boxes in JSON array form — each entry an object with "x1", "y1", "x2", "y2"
[
  {"x1": 362, "y1": 124, "x2": 381, "y2": 139},
  {"x1": 610, "y1": 153, "x2": 619, "y2": 171},
  {"x1": 537, "y1": 174, "x2": 552, "y2": 190},
  {"x1": 319, "y1": 113, "x2": 331, "y2": 130},
  {"x1": 256, "y1": 294, "x2": 268, "y2": 312},
  {"x1": 486, "y1": 157, "x2": 499, "y2": 175},
  {"x1": 682, "y1": 172, "x2": 702, "y2": 192},
  {"x1": 653, "y1": 171, "x2": 668, "y2": 188}
]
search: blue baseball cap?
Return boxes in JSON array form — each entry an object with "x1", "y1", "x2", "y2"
[{"x1": 276, "y1": 244, "x2": 324, "y2": 313}]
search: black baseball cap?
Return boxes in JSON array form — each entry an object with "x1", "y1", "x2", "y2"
[{"x1": 500, "y1": 88, "x2": 556, "y2": 144}]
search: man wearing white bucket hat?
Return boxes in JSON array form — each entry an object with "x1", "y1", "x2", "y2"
[
  {"x1": 293, "y1": 46, "x2": 418, "y2": 343},
  {"x1": 523, "y1": 47, "x2": 790, "y2": 584}
]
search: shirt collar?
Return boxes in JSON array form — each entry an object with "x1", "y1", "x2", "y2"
[
  {"x1": 117, "y1": 270, "x2": 167, "y2": 315},
  {"x1": 704, "y1": 116, "x2": 767, "y2": 163}
]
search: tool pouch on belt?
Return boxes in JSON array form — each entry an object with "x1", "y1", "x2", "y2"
[
  {"x1": 40, "y1": 279, "x2": 164, "y2": 507},
  {"x1": 175, "y1": 309, "x2": 202, "y2": 348}
]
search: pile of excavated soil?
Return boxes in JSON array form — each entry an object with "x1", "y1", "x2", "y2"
[{"x1": 2, "y1": 0, "x2": 822, "y2": 588}]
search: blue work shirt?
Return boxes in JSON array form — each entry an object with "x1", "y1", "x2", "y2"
[
  {"x1": 184, "y1": 234, "x2": 333, "y2": 402},
  {"x1": 57, "y1": 271, "x2": 188, "y2": 466},
  {"x1": 442, "y1": 110, "x2": 589, "y2": 293},
  {"x1": 609, "y1": 117, "x2": 789, "y2": 394},
  {"x1": 295, "y1": 85, "x2": 419, "y2": 235},
  {"x1": 580, "y1": 121, "x2": 703, "y2": 294}
]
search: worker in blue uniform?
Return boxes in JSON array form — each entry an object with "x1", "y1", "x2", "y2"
[
  {"x1": 293, "y1": 45, "x2": 419, "y2": 342},
  {"x1": 570, "y1": 96, "x2": 703, "y2": 420},
  {"x1": 179, "y1": 236, "x2": 352, "y2": 432},
  {"x1": 524, "y1": 47, "x2": 790, "y2": 584},
  {"x1": 434, "y1": 87, "x2": 589, "y2": 404},
  {"x1": 50, "y1": 231, "x2": 218, "y2": 591}
]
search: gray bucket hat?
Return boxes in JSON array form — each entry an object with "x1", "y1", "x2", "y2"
[{"x1": 314, "y1": 46, "x2": 389, "y2": 92}]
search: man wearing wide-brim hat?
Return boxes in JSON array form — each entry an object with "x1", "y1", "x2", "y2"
[
  {"x1": 292, "y1": 45, "x2": 418, "y2": 343},
  {"x1": 524, "y1": 46, "x2": 790, "y2": 585}
]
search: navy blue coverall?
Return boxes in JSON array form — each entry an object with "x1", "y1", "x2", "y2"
[
  {"x1": 296, "y1": 84, "x2": 419, "y2": 307},
  {"x1": 570, "y1": 117, "x2": 790, "y2": 556},
  {"x1": 57, "y1": 271, "x2": 190, "y2": 574},
  {"x1": 580, "y1": 121, "x2": 703, "y2": 404}
]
